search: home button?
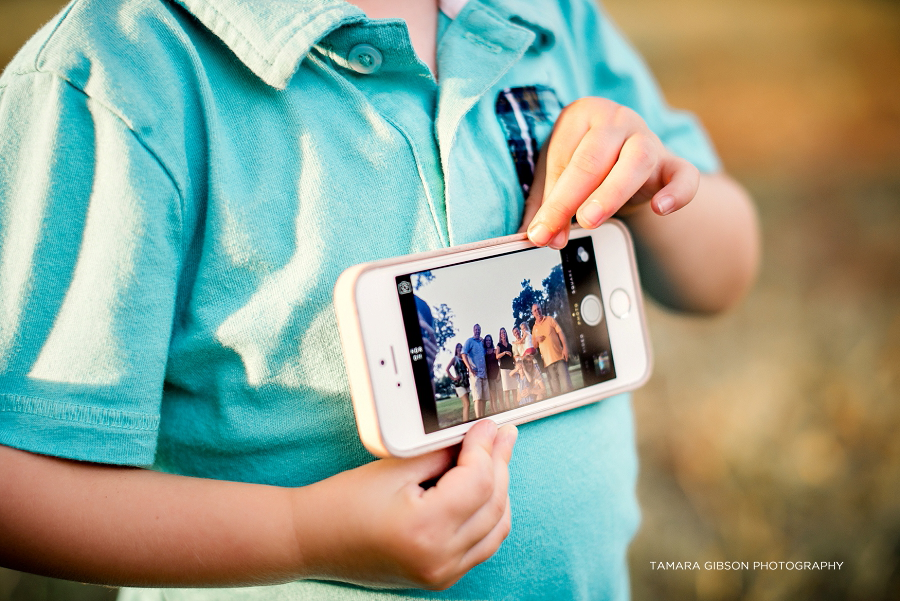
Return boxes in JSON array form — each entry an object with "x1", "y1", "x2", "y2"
[{"x1": 610, "y1": 289, "x2": 631, "y2": 319}]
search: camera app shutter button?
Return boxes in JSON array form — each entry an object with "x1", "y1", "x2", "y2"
[
  {"x1": 610, "y1": 288, "x2": 631, "y2": 319},
  {"x1": 580, "y1": 294, "x2": 603, "y2": 326}
]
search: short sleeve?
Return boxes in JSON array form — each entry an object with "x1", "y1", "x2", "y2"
[
  {"x1": 572, "y1": 0, "x2": 722, "y2": 173},
  {"x1": 0, "y1": 71, "x2": 183, "y2": 465}
]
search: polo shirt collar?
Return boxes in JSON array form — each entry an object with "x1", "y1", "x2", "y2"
[
  {"x1": 487, "y1": 0, "x2": 556, "y2": 52},
  {"x1": 169, "y1": 0, "x2": 554, "y2": 90},
  {"x1": 445, "y1": 0, "x2": 554, "y2": 51},
  {"x1": 170, "y1": 0, "x2": 367, "y2": 89}
]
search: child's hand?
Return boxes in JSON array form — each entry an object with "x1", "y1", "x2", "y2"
[
  {"x1": 0, "y1": 422, "x2": 515, "y2": 589},
  {"x1": 520, "y1": 97, "x2": 700, "y2": 249},
  {"x1": 298, "y1": 420, "x2": 517, "y2": 590}
]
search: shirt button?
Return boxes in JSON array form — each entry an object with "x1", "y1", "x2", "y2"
[{"x1": 347, "y1": 44, "x2": 383, "y2": 74}]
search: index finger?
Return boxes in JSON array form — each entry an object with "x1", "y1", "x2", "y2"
[{"x1": 527, "y1": 126, "x2": 624, "y2": 246}]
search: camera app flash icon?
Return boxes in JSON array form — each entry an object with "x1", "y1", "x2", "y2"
[{"x1": 397, "y1": 281, "x2": 412, "y2": 294}]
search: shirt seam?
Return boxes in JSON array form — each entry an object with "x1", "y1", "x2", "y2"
[
  {"x1": 0, "y1": 393, "x2": 160, "y2": 432},
  {"x1": 379, "y1": 111, "x2": 449, "y2": 248},
  {"x1": 31, "y1": 0, "x2": 81, "y2": 74},
  {"x1": 7, "y1": 69, "x2": 188, "y2": 258}
]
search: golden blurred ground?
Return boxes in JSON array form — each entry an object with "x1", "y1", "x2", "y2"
[{"x1": 2, "y1": 0, "x2": 899, "y2": 600}]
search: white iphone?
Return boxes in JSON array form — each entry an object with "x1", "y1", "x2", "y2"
[{"x1": 334, "y1": 220, "x2": 652, "y2": 457}]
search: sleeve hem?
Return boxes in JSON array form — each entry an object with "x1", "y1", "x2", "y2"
[{"x1": 0, "y1": 393, "x2": 159, "y2": 466}]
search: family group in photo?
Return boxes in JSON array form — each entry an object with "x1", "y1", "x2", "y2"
[{"x1": 445, "y1": 303, "x2": 574, "y2": 422}]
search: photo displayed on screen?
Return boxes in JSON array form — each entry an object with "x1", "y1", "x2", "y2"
[{"x1": 396, "y1": 237, "x2": 617, "y2": 433}]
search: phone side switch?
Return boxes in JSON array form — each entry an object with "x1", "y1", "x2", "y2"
[
  {"x1": 390, "y1": 346, "x2": 398, "y2": 374},
  {"x1": 610, "y1": 288, "x2": 631, "y2": 319}
]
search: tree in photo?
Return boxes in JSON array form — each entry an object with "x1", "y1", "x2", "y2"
[
  {"x1": 433, "y1": 374, "x2": 456, "y2": 400},
  {"x1": 413, "y1": 270, "x2": 435, "y2": 291},
  {"x1": 429, "y1": 303, "x2": 457, "y2": 380},
  {"x1": 430, "y1": 303, "x2": 457, "y2": 353},
  {"x1": 511, "y1": 278, "x2": 547, "y2": 329}
]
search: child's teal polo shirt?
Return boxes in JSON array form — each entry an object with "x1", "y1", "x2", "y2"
[{"x1": 0, "y1": 0, "x2": 719, "y2": 598}]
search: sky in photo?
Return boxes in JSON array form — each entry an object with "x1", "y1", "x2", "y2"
[{"x1": 413, "y1": 245, "x2": 566, "y2": 376}]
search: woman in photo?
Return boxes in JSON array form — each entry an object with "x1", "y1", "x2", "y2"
[
  {"x1": 497, "y1": 328, "x2": 516, "y2": 411},
  {"x1": 514, "y1": 355, "x2": 547, "y2": 406},
  {"x1": 483, "y1": 334, "x2": 501, "y2": 415},
  {"x1": 445, "y1": 343, "x2": 471, "y2": 423},
  {"x1": 511, "y1": 325, "x2": 526, "y2": 359}
]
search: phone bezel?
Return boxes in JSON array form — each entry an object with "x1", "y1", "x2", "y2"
[{"x1": 337, "y1": 221, "x2": 652, "y2": 457}]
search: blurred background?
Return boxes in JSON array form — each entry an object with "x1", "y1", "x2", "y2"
[{"x1": 1, "y1": 0, "x2": 898, "y2": 599}]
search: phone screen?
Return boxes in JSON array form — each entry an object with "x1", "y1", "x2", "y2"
[{"x1": 395, "y1": 237, "x2": 617, "y2": 433}]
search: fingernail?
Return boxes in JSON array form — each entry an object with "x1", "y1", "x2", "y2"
[
  {"x1": 580, "y1": 201, "x2": 606, "y2": 227},
  {"x1": 549, "y1": 229, "x2": 568, "y2": 250},
  {"x1": 497, "y1": 425, "x2": 518, "y2": 451},
  {"x1": 655, "y1": 195, "x2": 675, "y2": 215},
  {"x1": 481, "y1": 418, "x2": 498, "y2": 437},
  {"x1": 503, "y1": 425, "x2": 518, "y2": 446},
  {"x1": 528, "y1": 222, "x2": 553, "y2": 246}
]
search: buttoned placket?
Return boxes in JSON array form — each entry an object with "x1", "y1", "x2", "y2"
[
  {"x1": 435, "y1": 1, "x2": 535, "y2": 244},
  {"x1": 312, "y1": 1, "x2": 536, "y2": 247},
  {"x1": 313, "y1": 21, "x2": 447, "y2": 244}
]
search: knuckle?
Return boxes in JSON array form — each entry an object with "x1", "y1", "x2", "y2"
[
  {"x1": 569, "y1": 148, "x2": 607, "y2": 176},
  {"x1": 562, "y1": 97, "x2": 615, "y2": 124},
  {"x1": 404, "y1": 523, "x2": 440, "y2": 559},
  {"x1": 575, "y1": 96, "x2": 614, "y2": 113},
  {"x1": 423, "y1": 574, "x2": 461, "y2": 592},
  {"x1": 611, "y1": 104, "x2": 640, "y2": 128},
  {"x1": 423, "y1": 581, "x2": 455, "y2": 592},
  {"x1": 558, "y1": 100, "x2": 578, "y2": 118},
  {"x1": 405, "y1": 544, "x2": 459, "y2": 589},
  {"x1": 681, "y1": 159, "x2": 700, "y2": 181},
  {"x1": 417, "y1": 563, "x2": 453, "y2": 589},
  {"x1": 595, "y1": 98, "x2": 621, "y2": 120},
  {"x1": 540, "y1": 201, "x2": 573, "y2": 225},
  {"x1": 472, "y1": 468, "x2": 495, "y2": 501},
  {"x1": 630, "y1": 138, "x2": 659, "y2": 172},
  {"x1": 502, "y1": 505, "x2": 513, "y2": 536},
  {"x1": 494, "y1": 521, "x2": 511, "y2": 546},
  {"x1": 471, "y1": 537, "x2": 501, "y2": 566},
  {"x1": 547, "y1": 161, "x2": 568, "y2": 182},
  {"x1": 490, "y1": 491, "x2": 508, "y2": 519},
  {"x1": 665, "y1": 156, "x2": 699, "y2": 191}
]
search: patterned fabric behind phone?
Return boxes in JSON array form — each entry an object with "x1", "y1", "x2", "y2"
[{"x1": 495, "y1": 85, "x2": 564, "y2": 198}]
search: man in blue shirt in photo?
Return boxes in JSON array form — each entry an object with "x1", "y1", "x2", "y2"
[{"x1": 462, "y1": 324, "x2": 489, "y2": 418}]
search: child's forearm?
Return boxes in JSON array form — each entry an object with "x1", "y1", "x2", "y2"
[
  {"x1": 0, "y1": 421, "x2": 517, "y2": 590},
  {"x1": 0, "y1": 444, "x2": 304, "y2": 587},
  {"x1": 621, "y1": 172, "x2": 760, "y2": 313}
]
